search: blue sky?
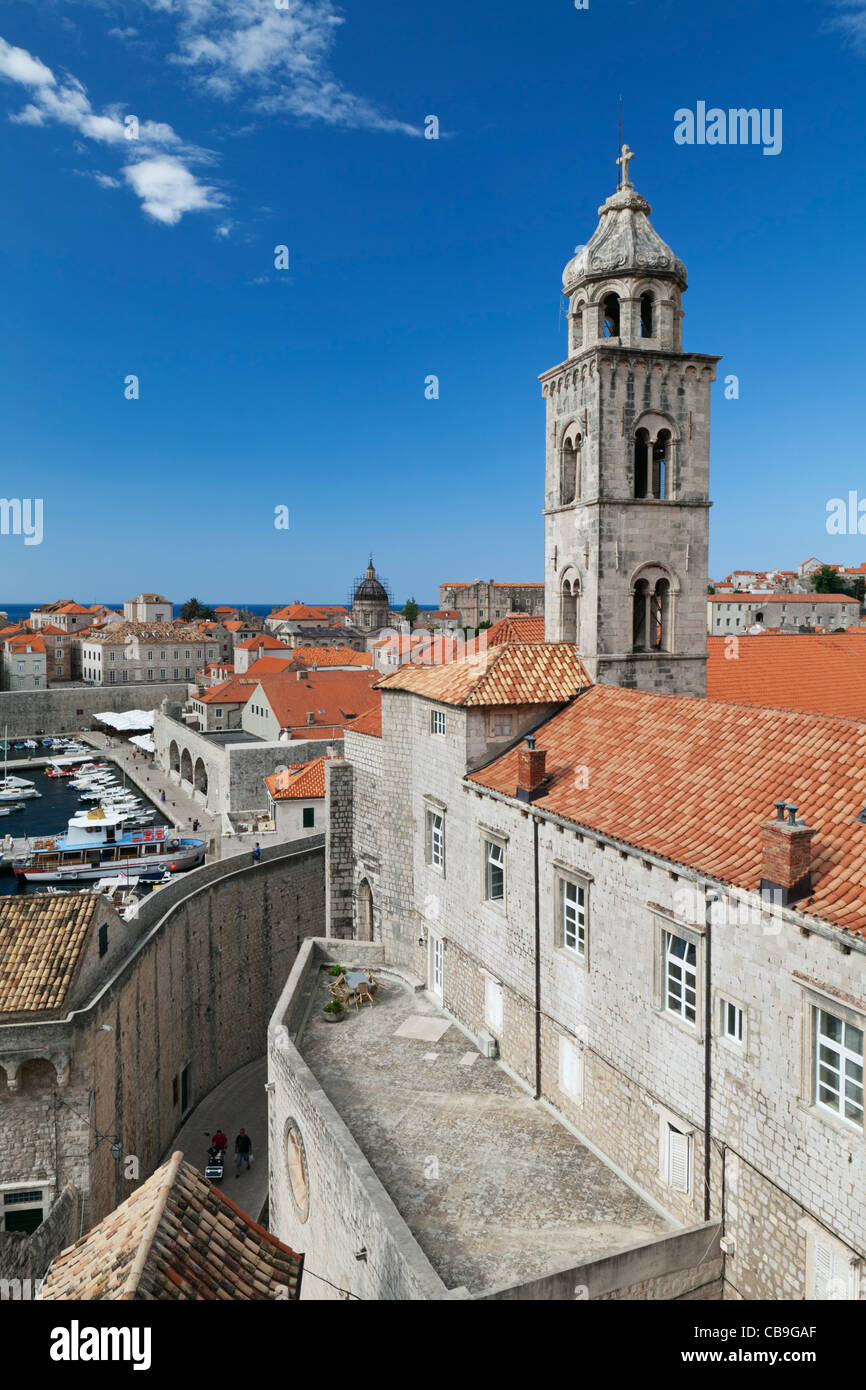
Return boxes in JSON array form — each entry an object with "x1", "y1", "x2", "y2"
[{"x1": 1, "y1": 0, "x2": 866, "y2": 604}]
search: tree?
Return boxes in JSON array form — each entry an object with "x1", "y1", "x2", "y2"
[
  {"x1": 403, "y1": 597, "x2": 420, "y2": 625},
  {"x1": 707, "y1": 584, "x2": 715, "y2": 595},
  {"x1": 811, "y1": 566, "x2": 847, "y2": 595},
  {"x1": 851, "y1": 577, "x2": 865, "y2": 603},
  {"x1": 180, "y1": 597, "x2": 215, "y2": 621}
]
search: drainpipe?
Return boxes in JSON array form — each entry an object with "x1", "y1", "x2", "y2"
[
  {"x1": 703, "y1": 886, "x2": 720, "y2": 1222},
  {"x1": 533, "y1": 817, "x2": 541, "y2": 1099}
]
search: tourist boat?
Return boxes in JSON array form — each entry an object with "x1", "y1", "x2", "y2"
[
  {"x1": 0, "y1": 775, "x2": 41, "y2": 803},
  {"x1": 12, "y1": 809, "x2": 206, "y2": 883}
]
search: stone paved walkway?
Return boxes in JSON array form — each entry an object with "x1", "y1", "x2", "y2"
[{"x1": 164, "y1": 1056, "x2": 269, "y2": 1224}]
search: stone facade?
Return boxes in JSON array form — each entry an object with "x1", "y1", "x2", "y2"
[
  {"x1": 333, "y1": 681, "x2": 866, "y2": 1300},
  {"x1": 543, "y1": 174, "x2": 718, "y2": 697},
  {"x1": 438, "y1": 581, "x2": 544, "y2": 629},
  {"x1": 708, "y1": 594, "x2": 860, "y2": 634},
  {"x1": 0, "y1": 838, "x2": 325, "y2": 1237}
]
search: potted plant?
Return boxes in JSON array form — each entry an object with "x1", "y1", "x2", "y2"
[
  {"x1": 327, "y1": 963, "x2": 347, "y2": 978},
  {"x1": 322, "y1": 1000, "x2": 346, "y2": 1023}
]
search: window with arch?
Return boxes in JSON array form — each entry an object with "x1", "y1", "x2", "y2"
[
  {"x1": 560, "y1": 431, "x2": 582, "y2": 505},
  {"x1": 633, "y1": 419, "x2": 674, "y2": 500},
  {"x1": 559, "y1": 572, "x2": 581, "y2": 645},
  {"x1": 571, "y1": 300, "x2": 584, "y2": 351},
  {"x1": 602, "y1": 292, "x2": 620, "y2": 338},
  {"x1": 632, "y1": 569, "x2": 673, "y2": 652},
  {"x1": 640, "y1": 292, "x2": 654, "y2": 338}
]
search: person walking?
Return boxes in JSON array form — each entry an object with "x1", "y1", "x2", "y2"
[
  {"x1": 235, "y1": 1128, "x2": 252, "y2": 1177},
  {"x1": 252, "y1": 842, "x2": 262, "y2": 865}
]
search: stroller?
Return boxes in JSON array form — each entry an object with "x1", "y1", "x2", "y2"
[{"x1": 205, "y1": 1138, "x2": 226, "y2": 1183}]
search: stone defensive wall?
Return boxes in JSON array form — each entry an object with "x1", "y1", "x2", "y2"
[
  {"x1": 0, "y1": 684, "x2": 189, "y2": 738},
  {"x1": 0, "y1": 835, "x2": 325, "y2": 1231}
]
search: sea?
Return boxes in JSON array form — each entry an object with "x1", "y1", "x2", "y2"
[
  {"x1": 0, "y1": 765, "x2": 171, "y2": 896},
  {"x1": 0, "y1": 602, "x2": 438, "y2": 624}
]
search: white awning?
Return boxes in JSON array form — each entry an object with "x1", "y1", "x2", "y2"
[
  {"x1": 95, "y1": 710, "x2": 155, "y2": 731},
  {"x1": 130, "y1": 734, "x2": 155, "y2": 753}
]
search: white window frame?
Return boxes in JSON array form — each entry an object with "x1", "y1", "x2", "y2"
[
  {"x1": 663, "y1": 928, "x2": 698, "y2": 1027},
  {"x1": 430, "y1": 934, "x2": 443, "y2": 999},
  {"x1": 664, "y1": 1123, "x2": 692, "y2": 1195},
  {"x1": 430, "y1": 708, "x2": 446, "y2": 736},
  {"x1": 484, "y1": 975, "x2": 503, "y2": 1035},
  {"x1": 804, "y1": 1223, "x2": 861, "y2": 1300},
  {"x1": 719, "y1": 996, "x2": 745, "y2": 1048},
  {"x1": 813, "y1": 1006, "x2": 864, "y2": 1130},
  {"x1": 558, "y1": 874, "x2": 588, "y2": 960},
  {"x1": 425, "y1": 807, "x2": 445, "y2": 871},
  {"x1": 483, "y1": 837, "x2": 505, "y2": 904},
  {"x1": 558, "y1": 1034, "x2": 584, "y2": 1103}
]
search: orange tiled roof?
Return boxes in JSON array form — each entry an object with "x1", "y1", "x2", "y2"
[
  {"x1": 346, "y1": 704, "x2": 382, "y2": 737},
  {"x1": 468, "y1": 683, "x2": 866, "y2": 935},
  {"x1": 223, "y1": 620, "x2": 246, "y2": 631},
  {"x1": 270, "y1": 604, "x2": 348, "y2": 622},
  {"x1": 236, "y1": 634, "x2": 291, "y2": 651},
  {"x1": 195, "y1": 677, "x2": 256, "y2": 706},
  {"x1": 41, "y1": 1152, "x2": 303, "y2": 1300},
  {"x1": 376, "y1": 642, "x2": 591, "y2": 707},
  {"x1": 6, "y1": 633, "x2": 45, "y2": 653},
  {"x1": 256, "y1": 670, "x2": 379, "y2": 731},
  {"x1": 245, "y1": 656, "x2": 296, "y2": 678},
  {"x1": 38, "y1": 623, "x2": 66, "y2": 637},
  {"x1": 266, "y1": 759, "x2": 327, "y2": 800},
  {"x1": 707, "y1": 633, "x2": 866, "y2": 720},
  {"x1": 0, "y1": 895, "x2": 101, "y2": 1016},
  {"x1": 292, "y1": 646, "x2": 373, "y2": 667},
  {"x1": 486, "y1": 614, "x2": 546, "y2": 646}
]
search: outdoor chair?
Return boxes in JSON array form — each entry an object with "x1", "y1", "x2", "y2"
[{"x1": 354, "y1": 981, "x2": 376, "y2": 1009}]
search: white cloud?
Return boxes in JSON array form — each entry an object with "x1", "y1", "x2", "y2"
[
  {"x1": 124, "y1": 156, "x2": 225, "y2": 224},
  {"x1": 126, "y1": 0, "x2": 419, "y2": 134},
  {"x1": 0, "y1": 34, "x2": 222, "y2": 224},
  {"x1": 0, "y1": 37, "x2": 55, "y2": 86},
  {"x1": 108, "y1": 26, "x2": 140, "y2": 39},
  {"x1": 829, "y1": 1, "x2": 866, "y2": 50}
]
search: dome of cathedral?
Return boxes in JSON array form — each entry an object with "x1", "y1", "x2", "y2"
[
  {"x1": 562, "y1": 182, "x2": 687, "y2": 294},
  {"x1": 354, "y1": 558, "x2": 388, "y2": 604}
]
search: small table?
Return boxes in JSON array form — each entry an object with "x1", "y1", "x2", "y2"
[{"x1": 344, "y1": 971, "x2": 372, "y2": 992}]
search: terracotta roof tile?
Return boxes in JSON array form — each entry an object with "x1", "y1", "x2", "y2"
[
  {"x1": 376, "y1": 642, "x2": 590, "y2": 707},
  {"x1": 291, "y1": 646, "x2": 372, "y2": 667},
  {"x1": 266, "y1": 759, "x2": 327, "y2": 800},
  {"x1": 468, "y1": 684, "x2": 866, "y2": 935},
  {"x1": 255, "y1": 670, "x2": 379, "y2": 731},
  {"x1": 486, "y1": 615, "x2": 546, "y2": 646},
  {"x1": 0, "y1": 895, "x2": 101, "y2": 1016},
  {"x1": 346, "y1": 705, "x2": 382, "y2": 737},
  {"x1": 707, "y1": 632, "x2": 866, "y2": 720},
  {"x1": 42, "y1": 1152, "x2": 303, "y2": 1300}
]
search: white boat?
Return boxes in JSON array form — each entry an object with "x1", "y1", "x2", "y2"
[
  {"x1": 13, "y1": 808, "x2": 206, "y2": 883},
  {"x1": 0, "y1": 776, "x2": 40, "y2": 802},
  {"x1": 0, "y1": 801, "x2": 26, "y2": 817},
  {"x1": 23, "y1": 739, "x2": 37, "y2": 750}
]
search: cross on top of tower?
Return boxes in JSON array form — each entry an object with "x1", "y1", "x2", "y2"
[{"x1": 617, "y1": 143, "x2": 635, "y2": 188}]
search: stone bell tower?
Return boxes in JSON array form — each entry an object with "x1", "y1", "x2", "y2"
[{"x1": 541, "y1": 145, "x2": 720, "y2": 697}]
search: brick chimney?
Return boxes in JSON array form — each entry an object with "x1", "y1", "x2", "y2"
[
  {"x1": 760, "y1": 800, "x2": 816, "y2": 906},
  {"x1": 517, "y1": 734, "x2": 547, "y2": 803}
]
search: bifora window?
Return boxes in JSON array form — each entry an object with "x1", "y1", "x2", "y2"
[
  {"x1": 815, "y1": 1008, "x2": 864, "y2": 1127},
  {"x1": 560, "y1": 878, "x2": 587, "y2": 957},
  {"x1": 484, "y1": 839, "x2": 505, "y2": 901},
  {"x1": 664, "y1": 930, "x2": 697, "y2": 1024}
]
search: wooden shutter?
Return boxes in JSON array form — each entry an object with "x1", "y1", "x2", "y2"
[{"x1": 667, "y1": 1126, "x2": 691, "y2": 1193}]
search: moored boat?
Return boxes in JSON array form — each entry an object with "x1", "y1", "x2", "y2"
[
  {"x1": 0, "y1": 775, "x2": 41, "y2": 802},
  {"x1": 12, "y1": 808, "x2": 206, "y2": 883}
]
